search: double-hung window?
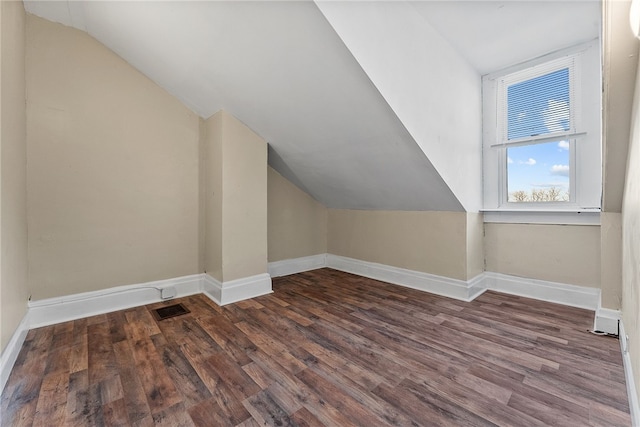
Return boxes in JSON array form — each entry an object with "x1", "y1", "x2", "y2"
[{"x1": 482, "y1": 41, "x2": 601, "y2": 220}]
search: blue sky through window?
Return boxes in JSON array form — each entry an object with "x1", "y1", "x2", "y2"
[
  {"x1": 507, "y1": 141, "x2": 570, "y2": 201},
  {"x1": 506, "y1": 68, "x2": 571, "y2": 202}
]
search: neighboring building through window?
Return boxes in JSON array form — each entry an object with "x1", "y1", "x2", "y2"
[{"x1": 482, "y1": 41, "x2": 601, "y2": 217}]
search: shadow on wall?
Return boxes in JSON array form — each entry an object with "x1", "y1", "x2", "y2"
[{"x1": 268, "y1": 145, "x2": 314, "y2": 197}]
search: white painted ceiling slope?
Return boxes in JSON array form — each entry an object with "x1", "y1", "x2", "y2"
[{"x1": 23, "y1": 1, "x2": 601, "y2": 212}]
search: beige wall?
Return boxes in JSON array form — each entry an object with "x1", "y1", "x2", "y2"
[
  {"x1": 26, "y1": 16, "x2": 200, "y2": 300},
  {"x1": 202, "y1": 114, "x2": 223, "y2": 281},
  {"x1": 601, "y1": 212, "x2": 622, "y2": 309},
  {"x1": 268, "y1": 167, "x2": 327, "y2": 262},
  {"x1": 603, "y1": 0, "x2": 639, "y2": 213},
  {"x1": 1, "y1": 0, "x2": 29, "y2": 352},
  {"x1": 328, "y1": 210, "x2": 468, "y2": 281},
  {"x1": 466, "y1": 212, "x2": 484, "y2": 280},
  {"x1": 202, "y1": 110, "x2": 268, "y2": 282},
  {"x1": 484, "y1": 223, "x2": 601, "y2": 288},
  {"x1": 221, "y1": 111, "x2": 267, "y2": 281},
  {"x1": 622, "y1": 47, "x2": 640, "y2": 410}
]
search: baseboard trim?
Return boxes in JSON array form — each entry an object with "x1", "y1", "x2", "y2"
[
  {"x1": 0, "y1": 260, "x2": 624, "y2": 404},
  {"x1": 3, "y1": 271, "x2": 271, "y2": 393},
  {"x1": 202, "y1": 273, "x2": 223, "y2": 305},
  {"x1": 0, "y1": 313, "x2": 30, "y2": 394},
  {"x1": 482, "y1": 272, "x2": 600, "y2": 310},
  {"x1": 269, "y1": 254, "x2": 327, "y2": 277},
  {"x1": 321, "y1": 255, "x2": 600, "y2": 309},
  {"x1": 267, "y1": 254, "x2": 606, "y2": 320},
  {"x1": 619, "y1": 321, "x2": 640, "y2": 426},
  {"x1": 593, "y1": 307, "x2": 621, "y2": 335},
  {"x1": 28, "y1": 274, "x2": 203, "y2": 328},
  {"x1": 326, "y1": 254, "x2": 482, "y2": 302},
  {"x1": 202, "y1": 273, "x2": 272, "y2": 306},
  {"x1": 467, "y1": 274, "x2": 488, "y2": 301}
]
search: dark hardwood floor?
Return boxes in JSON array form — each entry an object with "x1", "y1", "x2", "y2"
[{"x1": 0, "y1": 268, "x2": 631, "y2": 426}]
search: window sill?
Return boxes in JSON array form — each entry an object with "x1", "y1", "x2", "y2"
[{"x1": 481, "y1": 209, "x2": 601, "y2": 225}]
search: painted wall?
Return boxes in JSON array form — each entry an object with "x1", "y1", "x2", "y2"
[
  {"x1": 268, "y1": 167, "x2": 327, "y2": 262},
  {"x1": 601, "y1": 212, "x2": 622, "y2": 309},
  {"x1": 202, "y1": 110, "x2": 268, "y2": 282},
  {"x1": 466, "y1": 212, "x2": 484, "y2": 280},
  {"x1": 1, "y1": 0, "x2": 29, "y2": 353},
  {"x1": 328, "y1": 210, "x2": 468, "y2": 281},
  {"x1": 26, "y1": 16, "x2": 200, "y2": 300},
  {"x1": 202, "y1": 113, "x2": 223, "y2": 281},
  {"x1": 603, "y1": 0, "x2": 639, "y2": 213},
  {"x1": 220, "y1": 111, "x2": 268, "y2": 282},
  {"x1": 484, "y1": 223, "x2": 601, "y2": 288},
  {"x1": 316, "y1": 1, "x2": 482, "y2": 212},
  {"x1": 622, "y1": 48, "x2": 640, "y2": 410}
]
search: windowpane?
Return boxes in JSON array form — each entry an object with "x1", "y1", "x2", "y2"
[
  {"x1": 507, "y1": 68, "x2": 570, "y2": 140},
  {"x1": 507, "y1": 141, "x2": 570, "y2": 202}
]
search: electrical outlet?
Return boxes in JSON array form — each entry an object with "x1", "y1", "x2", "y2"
[{"x1": 161, "y1": 286, "x2": 177, "y2": 300}]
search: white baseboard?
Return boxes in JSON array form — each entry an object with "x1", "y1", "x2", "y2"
[
  {"x1": 266, "y1": 254, "x2": 609, "y2": 332},
  {"x1": 326, "y1": 254, "x2": 484, "y2": 302},
  {"x1": 202, "y1": 273, "x2": 272, "y2": 306},
  {"x1": 482, "y1": 272, "x2": 600, "y2": 310},
  {"x1": 0, "y1": 313, "x2": 30, "y2": 394},
  {"x1": 321, "y1": 254, "x2": 600, "y2": 310},
  {"x1": 268, "y1": 254, "x2": 327, "y2": 277},
  {"x1": 202, "y1": 273, "x2": 222, "y2": 305},
  {"x1": 2, "y1": 271, "x2": 272, "y2": 392},
  {"x1": 594, "y1": 307, "x2": 621, "y2": 335},
  {"x1": 619, "y1": 321, "x2": 640, "y2": 426},
  {"x1": 467, "y1": 274, "x2": 488, "y2": 301},
  {"x1": 28, "y1": 274, "x2": 203, "y2": 328},
  {"x1": 1, "y1": 260, "x2": 627, "y2": 409}
]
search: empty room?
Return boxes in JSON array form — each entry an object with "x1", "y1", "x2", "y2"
[{"x1": 1, "y1": 0, "x2": 640, "y2": 425}]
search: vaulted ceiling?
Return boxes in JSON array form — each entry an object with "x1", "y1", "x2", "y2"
[{"x1": 23, "y1": 0, "x2": 601, "y2": 212}]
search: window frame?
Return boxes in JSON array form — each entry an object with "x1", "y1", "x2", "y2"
[{"x1": 482, "y1": 41, "x2": 602, "y2": 222}]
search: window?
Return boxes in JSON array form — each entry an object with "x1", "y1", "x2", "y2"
[{"x1": 482, "y1": 41, "x2": 601, "y2": 220}]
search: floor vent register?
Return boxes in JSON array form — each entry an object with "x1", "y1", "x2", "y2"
[{"x1": 152, "y1": 303, "x2": 190, "y2": 321}]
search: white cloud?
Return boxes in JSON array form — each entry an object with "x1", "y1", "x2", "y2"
[
  {"x1": 550, "y1": 164, "x2": 570, "y2": 176},
  {"x1": 558, "y1": 140, "x2": 569, "y2": 150},
  {"x1": 507, "y1": 157, "x2": 514, "y2": 164},
  {"x1": 543, "y1": 99, "x2": 570, "y2": 133},
  {"x1": 518, "y1": 158, "x2": 536, "y2": 165}
]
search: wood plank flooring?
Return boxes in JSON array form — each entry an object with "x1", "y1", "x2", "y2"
[{"x1": 0, "y1": 268, "x2": 631, "y2": 426}]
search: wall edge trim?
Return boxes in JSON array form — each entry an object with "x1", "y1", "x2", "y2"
[
  {"x1": 482, "y1": 271, "x2": 600, "y2": 310},
  {"x1": 28, "y1": 274, "x2": 203, "y2": 328},
  {"x1": 268, "y1": 254, "x2": 327, "y2": 277},
  {"x1": 326, "y1": 254, "x2": 481, "y2": 301},
  {"x1": 0, "y1": 313, "x2": 31, "y2": 394},
  {"x1": 203, "y1": 272, "x2": 273, "y2": 306},
  {"x1": 2, "y1": 261, "x2": 611, "y2": 397},
  {"x1": 202, "y1": 273, "x2": 223, "y2": 305},
  {"x1": 619, "y1": 320, "x2": 640, "y2": 426},
  {"x1": 594, "y1": 307, "x2": 621, "y2": 335},
  {"x1": 267, "y1": 254, "x2": 602, "y2": 311}
]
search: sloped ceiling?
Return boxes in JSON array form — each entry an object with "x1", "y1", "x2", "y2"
[
  {"x1": 23, "y1": 0, "x2": 601, "y2": 212},
  {"x1": 412, "y1": 1, "x2": 601, "y2": 75}
]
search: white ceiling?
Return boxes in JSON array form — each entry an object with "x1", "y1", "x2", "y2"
[
  {"x1": 412, "y1": 1, "x2": 601, "y2": 75},
  {"x1": 23, "y1": 0, "x2": 601, "y2": 211}
]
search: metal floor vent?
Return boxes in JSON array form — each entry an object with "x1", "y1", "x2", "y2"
[{"x1": 152, "y1": 303, "x2": 190, "y2": 321}]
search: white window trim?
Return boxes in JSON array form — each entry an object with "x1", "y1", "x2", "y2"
[{"x1": 482, "y1": 40, "x2": 602, "y2": 224}]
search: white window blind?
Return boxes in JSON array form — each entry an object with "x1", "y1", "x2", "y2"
[{"x1": 496, "y1": 56, "x2": 579, "y2": 146}]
